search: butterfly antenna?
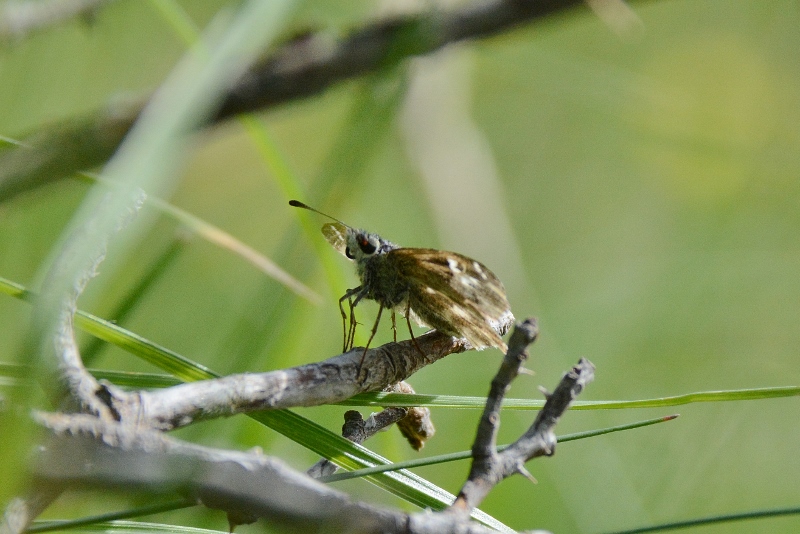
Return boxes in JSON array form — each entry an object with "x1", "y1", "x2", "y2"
[{"x1": 289, "y1": 200, "x2": 349, "y2": 227}]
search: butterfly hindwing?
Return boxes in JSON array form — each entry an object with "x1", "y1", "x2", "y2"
[{"x1": 387, "y1": 248, "x2": 512, "y2": 351}]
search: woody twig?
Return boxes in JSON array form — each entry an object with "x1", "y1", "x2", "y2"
[
  {"x1": 1, "y1": 0, "x2": 587, "y2": 202},
  {"x1": 447, "y1": 318, "x2": 595, "y2": 516}
]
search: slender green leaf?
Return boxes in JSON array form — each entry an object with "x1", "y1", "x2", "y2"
[
  {"x1": 340, "y1": 387, "x2": 800, "y2": 410},
  {"x1": 604, "y1": 506, "x2": 800, "y2": 534},
  {"x1": 320, "y1": 415, "x2": 680, "y2": 483},
  {"x1": 75, "y1": 174, "x2": 321, "y2": 304},
  {"x1": 0, "y1": 276, "x2": 510, "y2": 531},
  {"x1": 36, "y1": 520, "x2": 226, "y2": 534},
  {"x1": 28, "y1": 500, "x2": 197, "y2": 533}
]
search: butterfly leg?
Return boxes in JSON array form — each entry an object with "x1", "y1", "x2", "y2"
[
  {"x1": 339, "y1": 287, "x2": 362, "y2": 352},
  {"x1": 358, "y1": 304, "x2": 384, "y2": 372},
  {"x1": 338, "y1": 296, "x2": 349, "y2": 352},
  {"x1": 405, "y1": 301, "x2": 424, "y2": 356},
  {"x1": 391, "y1": 311, "x2": 397, "y2": 343},
  {"x1": 346, "y1": 297, "x2": 359, "y2": 352}
]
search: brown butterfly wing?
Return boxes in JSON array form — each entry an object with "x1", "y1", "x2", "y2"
[{"x1": 388, "y1": 248, "x2": 513, "y2": 351}]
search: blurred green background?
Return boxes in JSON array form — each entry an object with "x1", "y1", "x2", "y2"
[{"x1": 1, "y1": 0, "x2": 799, "y2": 532}]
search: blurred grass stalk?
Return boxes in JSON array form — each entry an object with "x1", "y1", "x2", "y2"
[
  {"x1": 0, "y1": 0, "x2": 296, "y2": 505},
  {"x1": 0, "y1": 272, "x2": 511, "y2": 530},
  {"x1": 2, "y1": 274, "x2": 799, "y2": 411},
  {"x1": 80, "y1": 237, "x2": 187, "y2": 365}
]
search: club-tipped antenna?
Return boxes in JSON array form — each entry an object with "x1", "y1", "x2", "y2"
[{"x1": 289, "y1": 200, "x2": 350, "y2": 227}]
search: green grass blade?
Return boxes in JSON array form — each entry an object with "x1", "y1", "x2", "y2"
[
  {"x1": 146, "y1": 195, "x2": 322, "y2": 304},
  {"x1": 320, "y1": 415, "x2": 679, "y2": 483},
  {"x1": 28, "y1": 500, "x2": 197, "y2": 533},
  {"x1": 248, "y1": 409, "x2": 512, "y2": 531},
  {"x1": 147, "y1": 1, "x2": 329, "y2": 304},
  {"x1": 0, "y1": 135, "x2": 29, "y2": 148},
  {"x1": 147, "y1": 0, "x2": 201, "y2": 47},
  {"x1": 604, "y1": 506, "x2": 800, "y2": 534},
  {"x1": 74, "y1": 174, "x2": 321, "y2": 305},
  {"x1": 90, "y1": 369, "x2": 183, "y2": 389},
  {"x1": 238, "y1": 117, "x2": 345, "y2": 298},
  {"x1": 567, "y1": 387, "x2": 800, "y2": 408},
  {"x1": 6, "y1": 360, "x2": 795, "y2": 411},
  {"x1": 341, "y1": 387, "x2": 800, "y2": 410},
  {"x1": 0, "y1": 276, "x2": 510, "y2": 531},
  {"x1": 36, "y1": 520, "x2": 226, "y2": 534}
]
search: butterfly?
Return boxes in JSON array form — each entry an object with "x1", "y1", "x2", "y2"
[{"x1": 290, "y1": 200, "x2": 514, "y2": 360}]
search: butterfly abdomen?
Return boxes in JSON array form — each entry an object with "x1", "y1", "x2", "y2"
[{"x1": 359, "y1": 253, "x2": 410, "y2": 309}]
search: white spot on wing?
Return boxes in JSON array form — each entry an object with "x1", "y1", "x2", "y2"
[
  {"x1": 447, "y1": 258, "x2": 463, "y2": 274},
  {"x1": 473, "y1": 261, "x2": 489, "y2": 280},
  {"x1": 458, "y1": 274, "x2": 480, "y2": 288}
]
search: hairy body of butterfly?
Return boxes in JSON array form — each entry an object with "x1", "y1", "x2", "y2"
[{"x1": 290, "y1": 200, "x2": 514, "y2": 358}]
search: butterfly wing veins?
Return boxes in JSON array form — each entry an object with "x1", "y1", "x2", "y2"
[{"x1": 388, "y1": 248, "x2": 513, "y2": 352}]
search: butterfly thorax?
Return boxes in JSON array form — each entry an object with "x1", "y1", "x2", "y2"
[{"x1": 348, "y1": 231, "x2": 409, "y2": 309}]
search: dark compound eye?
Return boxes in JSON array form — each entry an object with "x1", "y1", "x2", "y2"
[
  {"x1": 345, "y1": 247, "x2": 355, "y2": 259},
  {"x1": 357, "y1": 234, "x2": 376, "y2": 254}
]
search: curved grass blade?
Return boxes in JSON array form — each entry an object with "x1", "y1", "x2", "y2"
[
  {"x1": 75, "y1": 174, "x2": 321, "y2": 305},
  {"x1": 38, "y1": 520, "x2": 226, "y2": 534},
  {"x1": 0, "y1": 275, "x2": 510, "y2": 531}
]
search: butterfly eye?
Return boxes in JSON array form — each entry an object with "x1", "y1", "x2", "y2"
[
  {"x1": 345, "y1": 247, "x2": 355, "y2": 259},
  {"x1": 357, "y1": 235, "x2": 377, "y2": 255}
]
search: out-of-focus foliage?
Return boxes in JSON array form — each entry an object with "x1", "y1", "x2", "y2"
[{"x1": 0, "y1": 1, "x2": 798, "y2": 533}]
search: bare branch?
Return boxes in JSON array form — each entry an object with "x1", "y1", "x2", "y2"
[
  {"x1": 30, "y1": 414, "x2": 511, "y2": 534},
  {"x1": 0, "y1": 0, "x2": 115, "y2": 41},
  {"x1": 214, "y1": 0, "x2": 585, "y2": 121},
  {"x1": 0, "y1": 0, "x2": 588, "y2": 202},
  {"x1": 308, "y1": 380, "x2": 434, "y2": 478},
  {"x1": 470, "y1": 318, "x2": 539, "y2": 461},
  {"x1": 34, "y1": 190, "x2": 145, "y2": 418},
  {"x1": 135, "y1": 319, "x2": 507, "y2": 431},
  {"x1": 307, "y1": 408, "x2": 408, "y2": 479},
  {"x1": 449, "y1": 330, "x2": 595, "y2": 516}
]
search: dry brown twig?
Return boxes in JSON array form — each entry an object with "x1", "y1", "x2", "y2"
[
  {"x1": 1, "y1": 189, "x2": 592, "y2": 532},
  {"x1": 0, "y1": 0, "x2": 589, "y2": 201},
  {"x1": 1, "y1": 1, "x2": 607, "y2": 530},
  {"x1": 448, "y1": 319, "x2": 595, "y2": 516},
  {"x1": 10, "y1": 322, "x2": 591, "y2": 534}
]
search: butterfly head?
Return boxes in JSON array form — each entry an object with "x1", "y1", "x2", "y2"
[
  {"x1": 290, "y1": 201, "x2": 397, "y2": 262},
  {"x1": 324, "y1": 223, "x2": 397, "y2": 263}
]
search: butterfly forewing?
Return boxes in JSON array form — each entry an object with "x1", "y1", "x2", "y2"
[
  {"x1": 322, "y1": 222, "x2": 350, "y2": 257},
  {"x1": 388, "y1": 248, "x2": 512, "y2": 351}
]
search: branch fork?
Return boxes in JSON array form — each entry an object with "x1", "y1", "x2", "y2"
[{"x1": 5, "y1": 140, "x2": 594, "y2": 534}]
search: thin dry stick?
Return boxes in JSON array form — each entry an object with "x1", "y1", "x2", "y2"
[
  {"x1": 132, "y1": 314, "x2": 513, "y2": 432},
  {"x1": 308, "y1": 408, "x2": 408, "y2": 479},
  {"x1": 307, "y1": 380, "x2": 434, "y2": 478},
  {"x1": 15, "y1": 319, "x2": 590, "y2": 534},
  {"x1": 0, "y1": 0, "x2": 589, "y2": 202},
  {"x1": 448, "y1": 318, "x2": 595, "y2": 515},
  {"x1": 29, "y1": 411, "x2": 513, "y2": 534}
]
